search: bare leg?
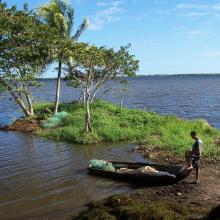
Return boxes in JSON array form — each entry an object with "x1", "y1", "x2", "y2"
[
  {"x1": 195, "y1": 167, "x2": 200, "y2": 183},
  {"x1": 185, "y1": 151, "x2": 193, "y2": 169}
]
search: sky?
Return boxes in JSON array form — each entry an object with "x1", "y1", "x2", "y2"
[{"x1": 7, "y1": 0, "x2": 220, "y2": 76}]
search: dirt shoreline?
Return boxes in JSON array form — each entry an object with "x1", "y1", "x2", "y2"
[
  {"x1": 0, "y1": 118, "x2": 41, "y2": 133},
  {"x1": 73, "y1": 147, "x2": 220, "y2": 220}
]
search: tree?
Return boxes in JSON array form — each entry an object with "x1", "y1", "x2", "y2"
[
  {"x1": 0, "y1": 1, "x2": 59, "y2": 116},
  {"x1": 37, "y1": 0, "x2": 88, "y2": 113},
  {"x1": 66, "y1": 43, "x2": 139, "y2": 132}
]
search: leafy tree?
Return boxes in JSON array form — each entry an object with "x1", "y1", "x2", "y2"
[
  {"x1": 0, "y1": 1, "x2": 59, "y2": 116},
  {"x1": 66, "y1": 43, "x2": 139, "y2": 132},
  {"x1": 37, "y1": 0, "x2": 88, "y2": 113}
]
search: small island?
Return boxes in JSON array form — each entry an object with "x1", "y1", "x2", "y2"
[{"x1": 3, "y1": 100, "x2": 220, "y2": 160}]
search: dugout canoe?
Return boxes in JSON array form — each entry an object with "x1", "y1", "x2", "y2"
[{"x1": 87, "y1": 161, "x2": 191, "y2": 184}]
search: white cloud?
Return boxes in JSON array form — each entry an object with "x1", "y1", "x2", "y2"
[
  {"x1": 129, "y1": 14, "x2": 145, "y2": 21},
  {"x1": 176, "y1": 2, "x2": 220, "y2": 20},
  {"x1": 97, "y1": 1, "x2": 124, "y2": 7},
  {"x1": 188, "y1": 30, "x2": 203, "y2": 35},
  {"x1": 187, "y1": 30, "x2": 205, "y2": 39},
  {"x1": 177, "y1": 2, "x2": 220, "y2": 11},
  {"x1": 202, "y1": 51, "x2": 220, "y2": 57},
  {"x1": 180, "y1": 12, "x2": 210, "y2": 18},
  {"x1": 153, "y1": 0, "x2": 168, "y2": 4},
  {"x1": 88, "y1": 6, "x2": 124, "y2": 31},
  {"x1": 177, "y1": 3, "x2": 209, "y2": 10},
  {"x1": 154, "y1": 10, "x2": 171, "y2": 16}
]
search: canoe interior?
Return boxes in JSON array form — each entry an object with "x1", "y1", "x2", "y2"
[
  {"x1": 110, "y1": 161, "x2": 185, "y2": 175},
  {"x1": 88, "y1": 161, "x2": 191, "y2": 184}
]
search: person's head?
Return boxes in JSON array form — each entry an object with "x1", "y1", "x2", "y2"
[{"x1": 190, "y1": 131, "x2": 197, "y2": 139}]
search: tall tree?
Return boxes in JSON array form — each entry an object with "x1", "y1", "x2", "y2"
[
  {"x1": 37, "y1": 0, "x2": 88, "y2": 113},
  {"x1": 66, "y1": 43, "x2": 139, "y2": 132},
  {"x1": 0, "y1": 1, "x2": 59, "y2": 116}
]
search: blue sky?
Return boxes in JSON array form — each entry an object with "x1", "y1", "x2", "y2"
[{"x1": 7, "y1": 0, "x2": 220, "y2": 76}]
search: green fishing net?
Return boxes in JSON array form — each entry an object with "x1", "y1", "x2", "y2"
[
  {"x1": 43, "y1": 111, "x2": 70, "y2": 128},
  {"x1": 89, "y1": 159, "x2": 116, "y2": 172}
]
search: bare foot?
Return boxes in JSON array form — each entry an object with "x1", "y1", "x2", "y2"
[{"x1": 186, "y1": 166, "x2": 193, "y2": 170}]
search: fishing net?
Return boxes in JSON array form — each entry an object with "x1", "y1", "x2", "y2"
[
  {"x1": 53, "y1": 111, "x2": 70, "y2": 119},
  {"x1": 43, "y1": 111, "x2": 70, "y2": 128},
  {"x1": 89, "y1": 159, "x2": 116, "y2": 172}
]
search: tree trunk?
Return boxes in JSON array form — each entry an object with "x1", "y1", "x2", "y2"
[
  {"x1": 25, "y1": 91, "x2": 34, "y2": 116},
  {"x1": 83, "y1": 91, "x2": 86, "y2": 107},
  {"x1": 120, "y1": 97, "x2": 124, "y2": 110},
  {"x1": 78, "y1": 91, "x2": 83, "y2": 103},
  {"x1": 12, "y1": 93, "x2": 31, "y2": 117},
  {"x1": 90, "y1": 86, "x2": 100, "y2": 103},
  {"x1": 85, "y1": 93, "x2": 92, "y2": 133},
  {"x1": 0, "y1": 80, "x2": 32, "y2": 117},
  {"x1": 54, "y1": 61, "x2": 62, "y2": 113},
  {"x1": 90, "y1": 78, "x2": 107, "y2": 103}
]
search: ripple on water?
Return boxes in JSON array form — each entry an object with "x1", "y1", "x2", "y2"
[{"x1": 0, "y1": 131, "x2": 143, "y2": 220}]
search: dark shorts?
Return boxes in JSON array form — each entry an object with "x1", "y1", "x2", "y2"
[{"x1": 192, "y1": 156, "x2": 201, "y2": 168}]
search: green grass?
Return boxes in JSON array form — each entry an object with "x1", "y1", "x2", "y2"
[{"x1": 34, "y1": 100, "x2": 220, "y2": 158}]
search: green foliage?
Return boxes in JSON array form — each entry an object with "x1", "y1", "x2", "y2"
[
  {"x1": 37, "y1": 0, "x2": 88, "y2": 113},
  {"x1": 66, "y1": 43, "x2": 139, "y2": 87},
  {"x1": 37, "y1": 0, "x2": 88, "y2": 39},
  {"x1": 0, "y1": 1, "x2": 62, "y2": 115},
  {"x1": 37, "y1": 0, "x2": 88, "y2": 63},
  {"x1": 37, "y1": 0, "x2": 74, "y2": 36},
  {"x1": 35, "y1": 100, "x2": 220, "y2": 158},
  {"x1": 0, "y1": 1, "x2": 59, "y2": 74}
]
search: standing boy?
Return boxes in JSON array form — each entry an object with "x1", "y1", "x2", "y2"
[{"x1": 185, "y1": 131, "x2": 202, "y2": 184}]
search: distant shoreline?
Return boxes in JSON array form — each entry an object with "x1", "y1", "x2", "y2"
[{"x1": 38, "y1": 73, "x2": 220, "y2": 80}]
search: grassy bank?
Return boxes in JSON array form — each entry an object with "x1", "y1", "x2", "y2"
[{"x1": 34, "y1": 100, "x2": 220, "y2": 157}]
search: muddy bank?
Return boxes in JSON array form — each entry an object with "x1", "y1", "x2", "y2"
[
  {"x1": 0, "y1": 118, "x2": 41, "y2": 133},
  {"x1": 73, "y1": 163, "x2": 220, "y2": 219},
  {"x1": 132, "y1": 144, "x2": 219, "y2": 163},
  {"x1": 74, "y1": 194, "x2": 220, "y2": 220}
]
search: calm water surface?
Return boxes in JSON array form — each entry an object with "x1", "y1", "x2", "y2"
[
  {"x1": 0, "y1": 131, "x2": 143, "y2": 220},
  {"x1": 0, "y1": 75, "x2": 220, "y2": 219}
]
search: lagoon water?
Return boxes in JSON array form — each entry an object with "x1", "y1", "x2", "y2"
[{"x1": 0, "y1": 75, "x2": 220, "y2": 219}]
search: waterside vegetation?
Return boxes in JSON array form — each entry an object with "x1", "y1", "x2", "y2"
[{"x1": 34, "y1": 100, "x2": 220, "y2": 158}]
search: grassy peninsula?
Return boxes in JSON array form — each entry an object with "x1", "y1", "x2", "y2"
[{"x1": 33, "y1": 100, "x2": 220, "y2": 158}]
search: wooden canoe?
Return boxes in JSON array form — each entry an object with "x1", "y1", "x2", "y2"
[{"x1": 87, "y1": 161, "x2": 191, "y2": 185}]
